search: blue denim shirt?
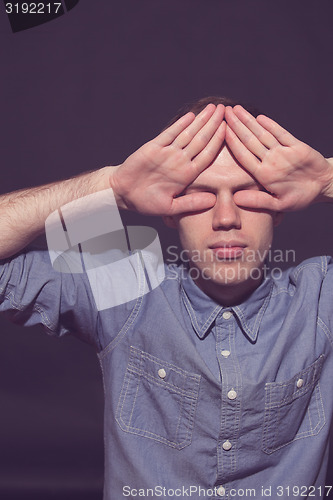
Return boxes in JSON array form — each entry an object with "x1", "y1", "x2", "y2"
[{"x1": 0, "y1": 250, "x2": 333, "y2": 499}]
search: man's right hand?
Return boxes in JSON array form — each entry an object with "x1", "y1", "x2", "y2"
[{"x1": 109, "y1": 104, "x2": 225, "y2": 216}]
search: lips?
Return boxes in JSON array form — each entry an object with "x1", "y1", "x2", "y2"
[{"x1": 209, "y1": 241, "x2": 246, "y2": 260}]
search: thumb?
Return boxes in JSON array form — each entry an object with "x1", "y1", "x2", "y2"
[
  {"x1": 170, "y1": 192, "x2": 216, "y2": 215},
  {"x1": 234, "y1": 190, "x2": 280, "y2": 211}
]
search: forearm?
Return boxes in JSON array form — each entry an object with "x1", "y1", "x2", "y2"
[{"x1": 0, "y1": 166, "x2": 113, "y2": 259}]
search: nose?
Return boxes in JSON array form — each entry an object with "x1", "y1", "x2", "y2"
[{"x1": 212, "y1": 193, "x2": 241, "y2": 231}]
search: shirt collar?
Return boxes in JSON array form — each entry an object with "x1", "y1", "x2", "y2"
[{"x1": 180, "y1": 264, "x2": 273, "y2": 342}]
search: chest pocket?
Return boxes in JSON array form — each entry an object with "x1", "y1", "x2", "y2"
[
  {"x1": 116, "y1": 346, "x2": 201, "y2": 450},
  {"x1": 262, "y1": 354, "x2": 325, "y2": 454}
]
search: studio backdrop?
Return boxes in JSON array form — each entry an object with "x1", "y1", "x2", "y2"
[{"x1": 1, "y1": 1, "x2": 333, "y2": 498}]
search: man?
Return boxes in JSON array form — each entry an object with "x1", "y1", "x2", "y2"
[{"x1": 1, "y1": 97, "x2": 333, "y2": 499}]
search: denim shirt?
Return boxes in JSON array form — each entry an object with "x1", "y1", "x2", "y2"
[{"x1": 0, "y1": 250, "x2": 333, "y2": 500}]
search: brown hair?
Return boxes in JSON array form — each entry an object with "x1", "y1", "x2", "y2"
[{"x1": 164, "y1": 95, "x2": 261, "y2": 129}]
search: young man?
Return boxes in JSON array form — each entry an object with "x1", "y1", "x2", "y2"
[{"x1": 1, "y1": 98, "x2": 333, "y2": 499}]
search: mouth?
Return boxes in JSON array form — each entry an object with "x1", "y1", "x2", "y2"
[{"x1": 209, "y1": 241, "x2": 246, "y2": 260}]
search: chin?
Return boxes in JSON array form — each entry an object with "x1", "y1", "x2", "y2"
[{"x1": 193, "y1": 262, "x2": 265, "y2": 288}]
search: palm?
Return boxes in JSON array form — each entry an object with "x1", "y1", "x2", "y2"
[
  {"x1": 225, "y1": 106, "x2": 332, "y2": 212},
  {"x1": 111, "y1": 104, "x2": 225, "y2": 216},
  {"x1": 120, "y1": 142, "x2": 208, "y2": 214},
  {"x1": 248, "y1": 142, "x2": 328, "y2": 211}
]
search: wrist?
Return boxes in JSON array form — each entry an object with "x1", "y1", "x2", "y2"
[
  {"x1": 107, "y1": 165, "x2": 129, "y2": 211},
  {"x1": 318, "y1": 158, "x2": 333, "y2": 203}
]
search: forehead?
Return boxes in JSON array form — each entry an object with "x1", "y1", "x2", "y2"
[{"x1": 190, "y1": 145, "x2": 257, "y2": 190}]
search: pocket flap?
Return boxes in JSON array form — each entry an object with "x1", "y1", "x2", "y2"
[
  {"x1": 265, "y1": 354, "x2": 325, "y2": 409},
  {"x1": 128, "y1": 346, "x2": 201, "y2": 398}
]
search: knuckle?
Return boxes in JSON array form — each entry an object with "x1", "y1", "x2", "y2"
[
  {"x1": 242, "y1": 132, "x2": 254, "y2": 146},
  {"x1": 180, "y1": 129, "x2": 191, "y2": 142},
  {"x1": 173, "y1": 148, "x2": 188, "y2": 164},
  {"x1": 195, "y1": 133, "x2": 209, "y2": 147},
  {"x1": 191, "y1": 158, "x2": 199, "y2": 171},
  {"x1": 198, "y1": 146, "x2": 214, "y2": 162}
]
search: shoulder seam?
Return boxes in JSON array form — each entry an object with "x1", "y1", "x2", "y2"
[{"x1": 317, "y1": 316, "x2": 333, "y2": 349}]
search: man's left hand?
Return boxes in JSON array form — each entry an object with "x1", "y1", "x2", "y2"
[{"x1": 225, "y1": 105, "x2": 333, "y2": 211}]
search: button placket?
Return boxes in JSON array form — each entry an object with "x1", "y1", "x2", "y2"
[
  {"x1": 215, "y1": 310, "x2": 242, "y2": 484},
  {"x1": 220, "y1": 311, "x2": 232, "y2": 361}
]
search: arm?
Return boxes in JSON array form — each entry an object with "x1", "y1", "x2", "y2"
[
  {"x1": 0, "y1": 103, "x2": 225, "y2": 259},
  {"x1": 0, "y1": 169, "x2": 110, "y2": 259},
  {"x1": 224, "y1": 105, "x2": 333, "y2": 211}
]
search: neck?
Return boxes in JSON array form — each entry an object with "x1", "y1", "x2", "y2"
[{"x1": 194, "y1": 273, "x2": 263, "y2": 306}]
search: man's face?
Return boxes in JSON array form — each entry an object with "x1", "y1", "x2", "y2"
[{"x1": 167, "y1": 146, "x2": 281, "y2": 304}]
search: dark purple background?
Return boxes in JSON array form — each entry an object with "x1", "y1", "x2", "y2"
[{"x1": 1, "y1": 1, "x2": 333, "y2": 497}]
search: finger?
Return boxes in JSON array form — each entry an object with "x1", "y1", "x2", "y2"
[
  {"x1": 184, "y1": 104, "x2": 225, "y2": 158},
  {"x1": 192, "y1": 121, "x2": 226, "y2": 173},
  {"x1": 155, "y1": 112, "x2": 196, "y2": 147},
  {"x1": 170, "y1": 192, "x2": 216, "y2": 216},
  {"x1": 256, "y1": 114, "x2": 298, "y2": 147},
  {"x1": 225, "y1": 107, "x2": 271, "y2": 160},
  {"x1": 234, "y1": 190, "x2": 280, "y2": 211},
  {"x1": 225, "y1": 125, "x2": 261, "y2": 178},
  {"x1": 232, "y1": 105, "x2": 279, "y2": 150},
  {"x1": 173, "y1": 103, "x2": 218, "y2": 149}
]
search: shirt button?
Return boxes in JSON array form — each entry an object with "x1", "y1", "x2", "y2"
[
  {"x1": 222, "y1": 311, "x2": 232, "y2": 320},
  {"x1": 217, "y1": 485, "x2": 226, "y2": 496},
  {"x1": 158, "y1": 368, "x2": 166, "y2": 379},
  {"x1": 222, "y1": 440, "x2": 232, "y2": 451},
  {"x1": 296, "y1": 378, "x2": 304, "y2": 388},
  {"x1": 221, "y1": 349, "x2": 231, "y2": 358},
  {"x1": 227, "y1": 389, "x2": 237, "y2": 400}
]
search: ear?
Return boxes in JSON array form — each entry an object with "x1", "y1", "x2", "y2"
[
  {"x1": 162, "y1": 215, "x2": 178, "y2": 228},
  {"x1": 273, "y1": 211, "x2": 284, "y2": 227}
]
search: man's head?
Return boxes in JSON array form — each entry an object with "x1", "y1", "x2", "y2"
[
  {"x1": 164, "y1": 96, "x2": 261, "y2": 128},
  {"x1": 164, "y1": 97, "x2": 282, "y2": 305}
]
